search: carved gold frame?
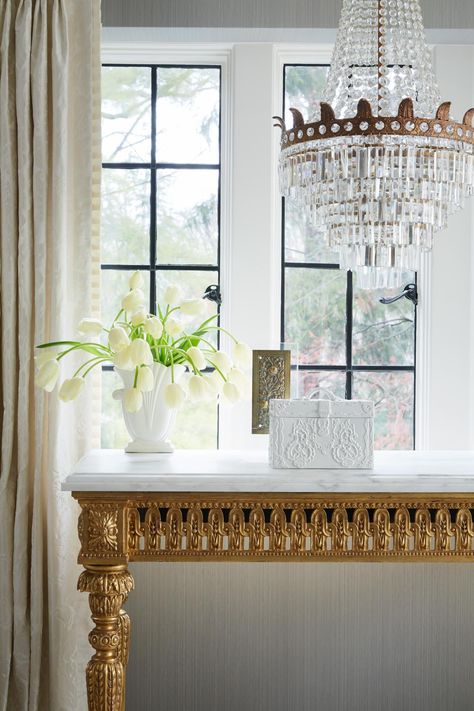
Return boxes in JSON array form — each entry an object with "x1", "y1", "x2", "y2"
[
  {"x1": 251, "y1": 349, "x2": 291, "y2": 434},
  {"x1": 75, "y1": 491, "x2": 474, "y2": 564},
  {"x1": 72, "y1": 490, "x2": 474, "y2": 710}
]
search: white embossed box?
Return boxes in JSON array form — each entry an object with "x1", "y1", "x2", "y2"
[{"x1": 269, "y1": 398, "x2": 374, "y2": 469}]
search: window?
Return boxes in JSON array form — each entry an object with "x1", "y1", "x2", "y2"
[
  {"x1": 281, "y1": 64, "x2": 417, "y2": 448},
  {"x1": 100, "y1": 63, "x2": 221, "y2": 449}
]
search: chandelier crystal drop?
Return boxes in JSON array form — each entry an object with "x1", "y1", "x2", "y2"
[{"x1": 274, "y1": 0, "x2": 474, "y2": 289}]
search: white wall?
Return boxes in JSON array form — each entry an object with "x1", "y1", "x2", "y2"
[
  {"x1": 219, "y1": 43, "x2": 280, "y2": 450},
  {"x1": 426, "y1": 45, "x2": 474, "y2": 448}
]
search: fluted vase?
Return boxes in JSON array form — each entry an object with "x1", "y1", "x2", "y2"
[{"x1": 115, "y1": 362, "x2": 185, "y2": 453}]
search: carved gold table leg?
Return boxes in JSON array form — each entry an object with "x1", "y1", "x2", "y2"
[
  {"x1": 78, "y1": 563, "x2": 134, "y2": 711},
  {"x1": 118, "y1": 608, "x2": 131, "y2": 711}
]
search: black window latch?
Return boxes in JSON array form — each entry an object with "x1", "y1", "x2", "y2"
[
  {"x1": 379, "y1": 283, "x2": 418, "y2": 307},
  {"x1": 203, "y1": 284, "x2": 222, "y2": 306}
]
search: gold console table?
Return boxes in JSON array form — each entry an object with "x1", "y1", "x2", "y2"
[{"x1": 63, "y1": 449, "x2": 474, "y2": 711}]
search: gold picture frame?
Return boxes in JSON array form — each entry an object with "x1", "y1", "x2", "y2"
[{"x1": 251, "y1": 349, "x2": 291, "y2": 434}]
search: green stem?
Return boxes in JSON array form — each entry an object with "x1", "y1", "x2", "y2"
[
  {"x1": 210, "y1": 363, "x2": 227, "y2": 381},
  {"x1": 36, "y1": 340, "x2": 77, "y2": 349},
  {"x1": 170, "y1": 347, "x2": 174, "y2": 383},
  {"x1": 195, "y1": 313, "x2": 219, "y2": 331},
  {"x1": 113, "y1": 308, "x2": 124, "y2": 325},
  {"x1": 133, "y1": 366, "x2": 139, "y2": 388},
  {"x1": 82, "y1": 358, "x2": 109, "y2": 378},
  {"x1": 56, "y1": 343, "x2": 111, "y2": 360},
  {"x1": 191, "y1": 336, "x2": 217, "y2": 352},
  {"x1": 73, "y1": 356, "x2": 106, "y2": 378},
  {"x1": 162, "y1": 305, "x2": 180, "y2": 323},
  {"x1": 200, "y1": 325, "x2": 238, "y2": 343}
]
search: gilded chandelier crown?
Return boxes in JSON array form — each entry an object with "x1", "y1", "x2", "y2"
[{"x1": 274, "y1": 98, "x2": 474, "y2": 148}]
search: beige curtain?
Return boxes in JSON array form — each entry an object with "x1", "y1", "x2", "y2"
[{"x1": 0, "y1": 1, "x2": 101, "y2": 709}]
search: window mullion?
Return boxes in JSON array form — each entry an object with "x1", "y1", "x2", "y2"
[
  {"x1": 149, "y1": 66, "x2": 157, "y2": 313},
  {"x1": 346, "y1": 269, "x2": 353, "y2": 399}
]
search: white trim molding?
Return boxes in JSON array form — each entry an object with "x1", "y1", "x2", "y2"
[
  {"x1": 101, "y1": 41, "x2": 233, "y2": 65},
  {"x1": 415, "y1": 252, "x2": 432, "y2": 450}
]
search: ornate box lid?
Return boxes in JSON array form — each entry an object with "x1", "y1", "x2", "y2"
[{"x1": 269, "y1": 398, "x2": 373, "y2": 419}]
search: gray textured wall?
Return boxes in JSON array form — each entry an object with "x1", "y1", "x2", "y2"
[
  {"x1": 102, "y1": 0, "x2": 474, "y2": 29},
  {"x1": 125, "y1": 562, "x2": 474, "y2": 711}
]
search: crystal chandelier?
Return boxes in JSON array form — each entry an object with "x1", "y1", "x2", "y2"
[{"x1": 275, "y1": 0, "x2": 474, "y2": 289}]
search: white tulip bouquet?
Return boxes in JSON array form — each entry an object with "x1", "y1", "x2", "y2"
[{"x1": 35, "y1": 271, "x2": 251, "y2": 413}]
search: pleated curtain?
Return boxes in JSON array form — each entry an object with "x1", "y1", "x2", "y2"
[{"x1": 0, "y1": 1, "x2": 101, "y2": 708}]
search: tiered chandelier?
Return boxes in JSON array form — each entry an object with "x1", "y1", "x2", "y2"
[{"x1": 275, "y1": 0, "x2": 474, "y2": 288}]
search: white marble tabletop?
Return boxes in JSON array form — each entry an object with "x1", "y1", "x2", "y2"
[{"x1": 61, "y1": 449, "x2": 474, "y2": 493}]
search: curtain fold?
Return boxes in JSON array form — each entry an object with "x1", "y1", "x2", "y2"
[{"x1": 0, "y1": 1, "x2": 101, "y2": 709}]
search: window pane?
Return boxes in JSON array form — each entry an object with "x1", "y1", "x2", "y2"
[
  {"x1": 156, "y1": 169, "x2": 218, "y2": 265},
  {"x1": 156, "y1": 67, "x2": 220, "y2": 164},
  {"x1": 353, "y1": 272, "x2": 415, "y2": 366},
  {"x1": 156, "y1": 270, "x2": 218, "y2": 305},
  {"x1": 101, "y1": 169, "x2": 150, "y2": 265},
  {"x1": 101, "y1": 370, "x2": 129, "y2": 449},
  {"x1": 352, "y1": 371, "x2": 414, "y2": 449},
  {"x1": 284, "y1": 267, "x2": 347, "y2": 366},
  {"x1": 102, "y1": 66, "x2": 151, "y2": 163},
  {"x1": 101, "y1": 269, "x2": 151, "y2": 328},
  {"x1": 298, "y1": 370, "x2": 347, "y2": 400},
  {"x1": 173, "y1": 401, "x2": 217, "y2": 449},
  {"x1": 285, "y1": 198, "x2": 338, "y2": 264},
  {"x1": 284, "y1": 65, "x2": 328, "y2": 126},
  {"x1": 156, "y1": 270, "x2": 219, "y2": 344}
]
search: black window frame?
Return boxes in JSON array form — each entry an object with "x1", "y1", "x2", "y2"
[
  {"x1": 280, "y1": 62, "x2": 417, "y2": 447},
  {"x1": 100, "y1": 62, "x2": 222, "y2": 444}
]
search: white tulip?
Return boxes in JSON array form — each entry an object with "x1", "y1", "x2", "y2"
[
  {"x1": 58, "y1": 377, "x2": 85, "y2": 402},
  {"x1": 165, "y1": 317, "x2": 183, "y2": 338},
  {"x1": 77, "y1": 318, "x2": 103, "y2": 336},
  {"x1": 164, "y1": 382, "x2": 186, "y2": 409},
  {"x1": 35, "y1": 347, "x2": 59, "y2": 367},
  {"x1": 122, "y1": 288, "x2": 146, "y2": 313},
  {"x1": 136, "y1": 366, "x2": 154, "y2": 392},
  {"x1": 222, "y1": 381, "x2": 241, "y2": 404},
  {"x1": 232, "y1": 342, "x2": 252, "y2": 368},
  {"x1": 209, "y1": 350, "x2": 231, "y2": 375},
  {"x1": 180, "y1": 299, "x2": 206, "y2": 316},
  {"x1": 123, "y1": 387, "x2": 143, "y2": 413},
  {"x1": 188, "y1": 374, "x2": 209, "y2": 402},
  {"x1": 129, "y1": 271, "x2": 144, "y2": 290},
  {"x1": 163, "y1": 285, "x2": 183, "y2": 306},
  {"x1": 108, "y1": 326, "x2": 130, "y2": 353},
  {"x1": 144, "y1": 316, "x2": 163, "y2": 339},
  {"x1": 228, "y1": 367, "x2": 248, "y2": 390},
  {"x1": 35, "y1": 359, "x2": 60, "y2": 392},
  {"x1": 203, "y1": 371, "x2": 223, "y2": 398},
  {"x1": 129, "y1": 338, "x2": 153, "y2": 366},
  {"x1": 178, "y1": 371, "x2": 192, "y2": 394},
  {"x1": 187, "y1": 346, "x2": 206, "y2": 371},
  {"x1": 113, "y1": 346, "x2": 134, "y2": 371},
  {"x1": 130, "y1": 309, "x2": 147, "y2": 327}
]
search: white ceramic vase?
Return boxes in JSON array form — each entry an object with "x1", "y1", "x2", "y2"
[{"x1": 115, "y1": 362, "x2": 185, "y2": 453}]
